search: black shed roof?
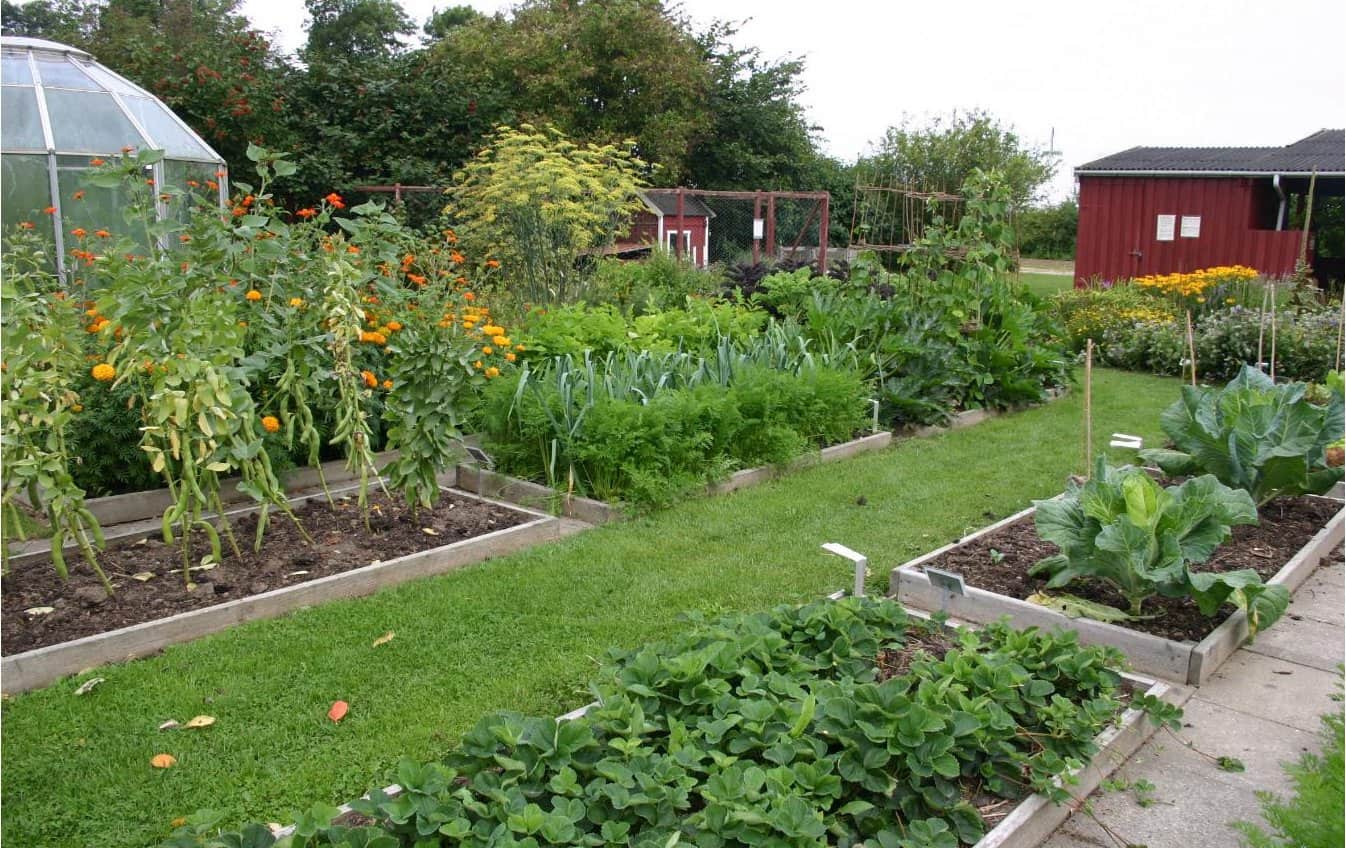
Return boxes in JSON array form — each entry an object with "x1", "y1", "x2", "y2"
[
  {"x1": 640, "y1": 191, "x2": 715, "y2": 218},
  {"x1": 1076, "y1": 129, "x2": 1344, "y2": 176}
]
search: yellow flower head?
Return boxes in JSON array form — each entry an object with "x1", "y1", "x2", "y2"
[
  {"x1": 260, "y1": 415, "x2": 280, "y2": 433},
  {"x1": 91, "y1": 363, "x2": 116, "y2": 382}
]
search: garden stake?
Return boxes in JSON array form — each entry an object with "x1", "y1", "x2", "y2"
[
  {"x1": 1185, "y1": 310, "x2": 1197, "y2": 386},
  {"x1": 1084, "y1": 338, "x2": 1093, "y2": 475},
  {"x1": 1257, "y1": 284, "x2": 1269, "y2": 368},
  {"x1": 1270, "y1": 282, "x2": 1278, "y2": 380}
]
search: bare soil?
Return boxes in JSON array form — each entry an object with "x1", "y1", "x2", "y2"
[
  {"x1": 915, "y1": 496, "x2": 1340, "y2": 642},
  {"x1": 2, "y1": 490, "x2": 531, "y2": 654}
]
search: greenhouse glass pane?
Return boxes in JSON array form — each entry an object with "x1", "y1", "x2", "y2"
[
  {"x1": 1, "y1": 154, "x2": 56, "y2": 245},
  {"x1": 1, "y1": 87, "x2": 46, "y2": 150},
  {"x1": 77, "y1": 61, "x2": 143, "y2": 97},
  {"x1": 2, "y1": 53, "x2": 34, "y2": 85},
  {"x1": 34, "y1": 54, "x2": 99, "y2": 90},
  {"x1": 122, "y1": 96, "x2": 215, "y2": 159},
  {"x1": 56, "y1": 154, "x2": 151, "y2": 252},
  {"x1": 163, "y1": 159, "x2": 222, "y2": 221},
  {"x1": 45, "y1": 89, "x2": 144, "y2": 153}
]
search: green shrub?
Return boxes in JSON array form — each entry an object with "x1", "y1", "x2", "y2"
[
  {"x1": 587, "y1": 251, "x2": 722, "y2": 313},
  {"x1": 1016, "y1": 199, "x2": 1078, "y2": 260}
]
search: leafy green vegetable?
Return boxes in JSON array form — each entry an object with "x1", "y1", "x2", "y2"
[
  {"x1": 1030, "y1": 459, "x2": 1283, "y2": 632},
  {"x1": 1139, "y1": 365, "x2": 1344, "y2": 505}
]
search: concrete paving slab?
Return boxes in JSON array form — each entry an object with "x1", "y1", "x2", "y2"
[
  {"x1": 1287, "y1": 559, "x2": 1344, "y2": 625},
  {"x1": 1246, "y1": 612, "x2": 1345, "y2": 672},
  {"x1": 1045, "y1": 710, "x2": 1310, "y2": 848},
  {"x1": 1195, "y1": 650, "x2": 1342, "y2": 733}
]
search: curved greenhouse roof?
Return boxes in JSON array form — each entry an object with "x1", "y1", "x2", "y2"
[{"x1": 1, "y1": 35, "x2": 227, "y2": 272}]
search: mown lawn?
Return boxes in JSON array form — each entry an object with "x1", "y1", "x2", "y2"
[
  {"x1": 1015, "y1": 271, "x2": 1073, "y2": 298},
  {"x1": 0, "y1": 368, "x2": 1180, "y2": 848}
]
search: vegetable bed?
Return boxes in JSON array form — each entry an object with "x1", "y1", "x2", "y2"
[
  {"x1": 892, "y1": 497, "x2": 1344, "y2": 685},
  {"x1": 165, "y1": 598, "x2": 1178, "y2": 848}
]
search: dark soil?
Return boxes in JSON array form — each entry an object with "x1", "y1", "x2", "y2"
[
  {"x1": 2, "y1": 491, "x2": 532, "y2": 655},
  {"x1": 877, "y1": 630, "x2": 954, "y2": 681},
  {"x1": 917, "y1": 496, "x2": 1341, "y2": 642}
]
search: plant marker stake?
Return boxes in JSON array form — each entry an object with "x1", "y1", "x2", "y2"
[
  {"x1": 1084, "y1": 338, "x2": 1093, "y2": 475},
  {"x1": 1257, "y1": 284, "x2": 1269, "y2": 369},
  {"x1": 869, "y1": 398, "x2": 880, "y2": 434},
  {"x1": 1270, "y1": 282, "x2": 1278, "y2": 381},
  {"x1": 1185, "y1": 310, "x2": 1197, "y2": 387},
  {"x1": 821, "y1": 543, "x2": 867, "y2": 598},
  {"x1": 1109, "y1": 433, "x2": 1143, "y2": 450}
]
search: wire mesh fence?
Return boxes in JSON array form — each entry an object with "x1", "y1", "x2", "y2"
[{"x1": 644, "y1": 189, "x2": 830, "y2": 271}]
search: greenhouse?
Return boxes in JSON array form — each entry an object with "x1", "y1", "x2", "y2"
[{"x1": 0, "y1": 35, "x2": 226, "y2": 273}]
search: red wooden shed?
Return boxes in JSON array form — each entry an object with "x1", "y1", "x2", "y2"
[
  {"x1": 1073, "y1": 129, "x2": 1344, "y2": 286},
  {"x1": 612, "y1": 190, "x2": 715, "y2": 267}
]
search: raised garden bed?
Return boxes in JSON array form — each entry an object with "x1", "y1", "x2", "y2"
[
  {"x1": 263, "y1": 597, "x2": 1184, "y2": 848},
  {"x1": 890, "y1": 495, "x2": 1345, "y2": 685},
  {"x1": 0, "y1": 486, "x2": 574, "y2": 694}
]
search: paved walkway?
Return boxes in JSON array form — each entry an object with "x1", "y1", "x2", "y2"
[{"x1": 1044, "y1": 557, "x2": 1344, "y2": 848}]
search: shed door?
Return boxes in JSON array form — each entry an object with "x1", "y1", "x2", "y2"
[{"x1": 666, "y1": 230, "x2": 699, "y2": 265}]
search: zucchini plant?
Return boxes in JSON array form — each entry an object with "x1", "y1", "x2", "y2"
[
  {"x1": 1030, "y1": 459, "x2": 1288, "y2": 633},
  {"x1": 1139, "y1": 365, "x2": 1344, "y2": 505}
]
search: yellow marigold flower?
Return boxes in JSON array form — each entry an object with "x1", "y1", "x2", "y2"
[
  {"x1": 514, "y1": 344, "x2": 525, "y2": 352},
  {"x1": 261, "y1": 415, "x2": 280, "y2": 433},
  {"x1": 245, "y1": 289, "x2": 262, "y2": 302},
  {"x1": 493, "y1": 335, "x2": 509, "y2": 347},
  {"x1": 359, "y1": 330, "x2": 387, "y2": 345},
  {"x1": 361, "y1": 370, "x2": 377, "y2": 388},
  {"x1": 71, "y1": 403, "x2": 84, "y2": 412},
  {"x1": 473, "y1": 360, "x2": 483, "y2": 369},
  {"x1": 288, "y1": 297, "x2": 304, "y2": 308},
  {"x1": 481, "y1": 346, "x2": 494, "y2": 355},
  {"x1": 1226, "y1": 297, "x2": 1237, "y2": 305},
  {"x1": 382, "y1": 379, "x2": 393, "y2": 389},
  {"x1": 505, "y1": 352, "x2": 516, "y2": 362},
  {"x1": 485, "y1": 366, "x2": 500, "y2": 378},
  {"x1": 91, "y1": 363, "x2": 115, "y2": 381}
]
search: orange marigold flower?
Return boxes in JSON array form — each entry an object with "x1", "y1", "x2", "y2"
[
  {"x1": 260, "y1": 415, "x2": 280, "y2": 433},
  {"x1": 346, "y1": 245, "x2": 359, "y2": 254},
  {"x1": 450, "y1": 251, "x2": 465, "y2": 263},
  {"x1": 505, "y1": 352, "x2": 516, "y2": 362},
  {"x1": 361, "y1": 370, "x2": 377, "y2": 388},
  {"x1": 90, "y1": 157, "x2": 105, "y2": 166},
  {"x1": 514, "y1": 344, "x2": 525, "y2": 352},
  {"x1": 481, "y1": 346, "x2": 494, "y2": 355},
  {"x1": 233, "y1": 206, "x2": 246, "y2": 216},
  {"x1": 91, "y1": 363, "x2": 115, "y2": 382},
  {"x1": 359, "y1": 330, "x2": 387, "y2": 345},
  {"x1": 187, "y1": 180, "x2": 199, "y2": 188},
  {"x1": 382, "y1": 379, "x2": 393, "y2": 389},
  {"x1": 245, "y1": 289, "x2": 262, "y2": 301},
  {"x1": 43, "y1": 206, "x2": 56, "y2": 214},
  {"x1": 407, "y1": 273, "x2": 426, "y2": 285},
  {"x1": 206, "y1": 180, "x2": 218, "y2": 191},
  {"x1": 19, "y1": 221, "x2": 34, "y2": 230},
  {"x1": 71, "y1": 227, "x2": 87, "y2": 238},
  {"x1": 73, "y1": 190, "x2": 85, "y2": 200},
  {"x1": 485, "y1": 259, "x2": 500, "y2": 269},
  {"x1": 386, "y1": 320, "x2": 402, "y2": 331},
  {"x1": 94, "y1": 229, "x2": 111, "y2": 238},
  {"x1": 325, "y1": 192, "x2": 345, "y2": 209},
  {"x1": 463, "y1": 291, "x2": 475, "y2": 301},
  {"x1": 215, "y1": 169, "x2": 227, "y2": 178},
  {"x1": 296, "y1": 207, "x2": 316, "y2": 219},
  {"x1": 179, "y1": 234, "x2": 191, "y2": 243},
  {"x1": 484, "y1": 366, "x2": 500, "y2": 378}
]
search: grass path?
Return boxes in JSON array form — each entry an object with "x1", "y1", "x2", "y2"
[{"x1": 0, "y1": 368, "x2": 1179, "y2": 848}]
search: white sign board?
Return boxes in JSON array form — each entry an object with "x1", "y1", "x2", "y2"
[
  {"x1": 1180, "y1": 215, "x2": 1201, "y2": 238},
  {"x1": 752, "y1": 218, "x2": 765, "y2": 240},
  {"x1": 1155, "y1": 214, "x2": 1176, "y2": 242}
]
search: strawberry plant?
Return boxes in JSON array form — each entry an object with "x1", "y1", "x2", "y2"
[{"x1": 163, "y1": 598, "x2": 1178, "y2": 848}]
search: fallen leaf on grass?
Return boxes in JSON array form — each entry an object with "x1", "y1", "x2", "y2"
[
  {"x1": 151, "y1": 753, "x2": 177, "y2": 769},
  {"x1": 24, "y1": 606, "x2": 54, "y2": 616},
  {"x1": 372, "y1": 631, "x2": 395, "y2": 647},
  {"x1": 130, "y1": 571, "x2": 156, "y2": 582},
  {"x1": 328, "y1": 700, "x2": 349, "y2": 723},
  {"x1": 159, "y1": 719, "x2": 181, "y2": 731},
  {"x1": 74, "y1": 677, "x2": 105, "y2": 696},
  {"x1": 183, "y1": 715, "x2": 215, "y2": 729}
]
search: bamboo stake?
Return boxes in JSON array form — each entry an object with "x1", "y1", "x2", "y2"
[
  {"x1": 1084, "y1": 339, "x2": 1094, "y2": 475},
  {"x1": 1300, "y1": 171, "x2": 1318, "y2": 263},
  {"x1": 1269, "y1": 282, "x2": 1278, "y2": 381},
  {"x1": 1185, "y1": 310, "x2": 1197, "y2": 386},
  {"x1": 1338, "y1": 295, "x2": 1344, "y2": 373},
  {"x1": 1257, "y1": 284, "x2": 1269, "y2": 369}
]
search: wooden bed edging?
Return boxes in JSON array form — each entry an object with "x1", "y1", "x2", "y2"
[{"x1": 891, "y1": 500, "x2": 1345, "y2": 685}]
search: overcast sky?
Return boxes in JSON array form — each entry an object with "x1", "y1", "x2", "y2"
[{"x1": 239, "y1": 0, "x2": 1346, "y2": 203}]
